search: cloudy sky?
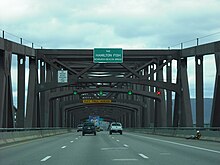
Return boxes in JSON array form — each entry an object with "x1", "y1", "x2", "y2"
[
  {"x1": 1, "y1": 0, "x2": 219, "y2": 103},
  {"x1": 1, "y1": 0, "x2": 220, "y2": 49}
]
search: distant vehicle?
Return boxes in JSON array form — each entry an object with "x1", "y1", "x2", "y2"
[
  {"x1": 77, "y1": 124, "x2": 83, "y2": 132},
  {"x1": 109, "y1": 122, "x2": 123, "y2": 135},
  {"x1": 82, "y1": 122, "x2": 96, "y2": 136}
]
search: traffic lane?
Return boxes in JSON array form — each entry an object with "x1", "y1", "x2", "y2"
[
  {"x1": 0, "y1": 131, "x2": 149, "y2": 165},
  {"x1": 2, "y1": 131, "x2": 219, "y2": 165},
  {"x1": 113, "y1": 132, "x2": 220, "y2": 165},
  {"x1": 0, "y1": 132, "x2": 81, "y2": 165},
  {"x1": 47, "y1": 131, "x2": 148, "y2": 165}
]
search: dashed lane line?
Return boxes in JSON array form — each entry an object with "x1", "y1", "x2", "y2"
[
  {"x1": 41, "y1": 156, "x2": 51, "y2": 162},
  {"x1": 61, "y1": 146, "x2": 66, "y2": 149},
  {"x1": 124, "y1": 144, "x2": 129, "y2": 147},
  {"x1": 139, "y1": 153, "x2": 149, "y2": 159}
]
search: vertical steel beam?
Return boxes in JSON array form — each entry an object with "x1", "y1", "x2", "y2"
[
  {"x1": 195, "y1": 56, "x2": 204, "y2": 127},
  {"x1": 173, "y1": 59, "x2": 180, "y2": 127},
  {"x1": 0, "y1": 50, "x2": 6, "y2": 128},
  {"x1": 174, "y1": 58, "x2": 193, "y2": 127},
  {"x1": 210, "y1": 52, "x2": 220, "y2": 127},
  {"x1": 143, "y1": 68, "x2": 150, "y2": 127},
  {"x1": 167, "y1": 60, "x2": 172, "y2": 127},
  {"x1": 155, "y1": 60, "x2": 166, "y2": 127},
  {"x1": 55, "y1": 97, "x2": 61, "y2": 127},
  {"x1": 149, "y1": 65, "x2": 155, "y2": 125},
  {"x1": 17, "y1": 55, "x2": 26, "y2": 128},
  {"x1": 39, "y1": 61, "x2": 46, "y2": 127},
  {"x1": 0, "y1": 48, "x2": 14, "y2": 128},
  {"x1": 180, "y1": 58, "x2": 193, "y2": 127},
  {"x1": 45, "y1": 64, "x2": 52, "y2": 127},
  {"x1": 25, "y1": 57, "x2": 38, "y2": 127}
]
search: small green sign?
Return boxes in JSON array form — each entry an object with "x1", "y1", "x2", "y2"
[{"x1": 93, "y1": 48, "x2": 123, "y2": 63}]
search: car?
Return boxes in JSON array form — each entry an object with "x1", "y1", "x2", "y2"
[
  {"x1": 109, "y1": 122, "x2": 123, "y2": 135},
  {"x1": 82, "y1": 122, "x2": 96, "y2": 136},
  {"x1": 77, "y1": 124, "x2": 83, "y2": 132}
]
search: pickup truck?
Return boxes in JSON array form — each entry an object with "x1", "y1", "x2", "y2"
[{"x1": 109, "y1": 122, "x2": 123, "y2": 135}]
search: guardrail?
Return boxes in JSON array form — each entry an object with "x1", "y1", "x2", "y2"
[
  {"x1": 125, "y1": 127, "x2": 220, "y2": 142},
  {"x1": 0, "y1": 128, "x2": 72, "y2": 146}
]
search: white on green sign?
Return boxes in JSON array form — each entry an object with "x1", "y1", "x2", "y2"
[{"x1": 93, "y1": 48, "x2": 123, "y2": 63}]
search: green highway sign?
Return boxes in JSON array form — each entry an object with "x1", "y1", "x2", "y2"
[{"x1": 93, "y1": 48, "x2": 123, "y2": 63}]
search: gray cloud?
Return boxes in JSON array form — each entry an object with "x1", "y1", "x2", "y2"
[{"x1": 1, "y1": 0, "x2": 220, "y2": 49}]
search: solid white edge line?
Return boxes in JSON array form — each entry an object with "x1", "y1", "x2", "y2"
[
  {"x1": 127, "y1": 133, "x2": 220, "y2": 154},
  {"x1": 41, "y1": 156, "x2": 51, "y2": 162},
  {"x1": 139, "y1": 153, "x2": 149, "y2": 159}
]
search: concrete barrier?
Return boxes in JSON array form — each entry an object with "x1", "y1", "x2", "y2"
[{"x1": 0, "y1": 128, "x2": 72, "y2": 146}]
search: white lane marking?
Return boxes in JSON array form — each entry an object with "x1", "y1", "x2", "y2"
[
  {"x1": 101, "y1": 147, "x2": 128, "y2": 150},
  {"x1": 139, "y1": 153, "x2": 149, "y2": 159},
  {"x1": 70, "y1": 141, "x2": 74, "y2": 143},
  {"x1": 112, "y1": 159, "x2": 138, "y2": 161},
  {"x1": 127, "y1": 133, "x2": 220, "y2": 154},
  {"x1": 124, "y1": 144, "x2": 129, "y2": 147},
  {"x1": 116, "y1": 140, "x2": 120, "y2": 142},
  {"x1": 112, "y1": 137, "x2": 115, "y2": 139},
  {"x1": 75, "y1": 138, "x2": 78, "y2": 140},
  {"x1": 41, "y1": 156, "x2": 51, "y2": 162},
  {"x1": 61, "y1": 146, "x2": 66, "y2": 149}
]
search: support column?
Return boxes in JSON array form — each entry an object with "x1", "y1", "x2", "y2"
[
  {"x1": 173, "y1": 58, "x2": 193, "y2": 127},
  {"x1": 195, "y1": 56, "x2": 204, "y2": 127},
  {"x1": 16, "y1": 55, "x2": 26, "y2": 128},
  {"x1": 45, "y1": 64, "x2": 52, "y2": 127},
  {"x1": 0, "y1": 49, "x2": 14, "y2": 128},
  {"x1": 143, "y1": 68, "x2": 150, "y2": 127},
  {"x1": 167, "y1": 60, "x2": 172, "y2": 127},
  {"x1": 155, "y1": 60, "x2": 166, "y2": 127},
  {"x1": 25, "y1": 57, "x2": 38, "y2": 127},
  {"x1": 149, "y1": 65, "x2": 155, "y2": 126},
  {"x1": 211, "y1": 52, "x2": 220, "y2": 127},
  {"x1": 40, "y1": 61, "x2": 46, "y2": 127}
]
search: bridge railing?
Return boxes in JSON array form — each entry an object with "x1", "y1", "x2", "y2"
[
  {"x1": 125, "y1": 127, "x2": 220, "y2": 142},
  {"x1": 0, "y1": 127, "x2": 72, "y2": 146}
]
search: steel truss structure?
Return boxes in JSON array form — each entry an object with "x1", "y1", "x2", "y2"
[{"x1": 0, "y1": 37, "x2": 220, "y2": 128}]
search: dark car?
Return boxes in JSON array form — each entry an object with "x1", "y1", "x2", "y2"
[
  {"x1": 82, "y1": 122, "x2": 96, "y2": 136},
  {"x1": 77, "y1": 124, "x2": 83, "y2": 132}
]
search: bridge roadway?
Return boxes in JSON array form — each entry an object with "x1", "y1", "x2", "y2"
[{"x1": 0, "y1": 131, "x2": 220, "y2": 165}]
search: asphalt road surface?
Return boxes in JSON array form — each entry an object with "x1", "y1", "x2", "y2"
[{"x1": 0, "y1": 131, "x2": 220, "y2": 165}]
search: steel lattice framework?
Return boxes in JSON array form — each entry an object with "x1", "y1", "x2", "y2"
[{"x1": 0, "y1": 37, "x2": 220, "y2": 128}]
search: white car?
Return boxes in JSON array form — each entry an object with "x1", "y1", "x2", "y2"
[{"x1": 109, "y1": 122, "x2": 123, "y2": 135}]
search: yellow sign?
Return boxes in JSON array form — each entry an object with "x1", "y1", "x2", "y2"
[{"x1": 83, "y1": 100, "x2": 112, "y2": 104}]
